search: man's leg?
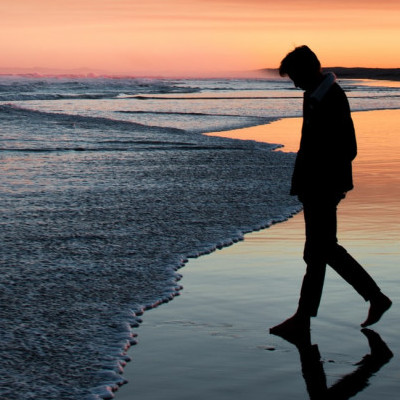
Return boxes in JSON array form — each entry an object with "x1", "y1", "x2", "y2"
[
  {"x1": 297, "y1": 262, "x2": 326, "y2": 317},
  {"x1": 296, "y1": 197, "x2": 337, "y2": 317},
  {"x1": 328, "y1": 241, "x2": 392, "y2": 327},
  {"x1": 270, "y1": 197, "x2": 334, "y2": 335},
  {"x1": 328, "y1": 245, "x2": 380, "y2": 302}
]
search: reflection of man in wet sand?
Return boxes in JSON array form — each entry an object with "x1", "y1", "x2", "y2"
[
  {"x1": 278, "y1": 329, "x2": 393, "y2": 400},
  {"x1": 270, "y1": 46, "x2": 391, "y2": 336}
]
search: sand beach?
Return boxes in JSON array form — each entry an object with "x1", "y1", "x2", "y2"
[{"x1": 116, "y1": 109, "x2": 400, "y2": 400}]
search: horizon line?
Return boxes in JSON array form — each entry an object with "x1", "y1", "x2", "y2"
[{"x1": 0, "y1": 66, "x2": 400, "y2": 80}]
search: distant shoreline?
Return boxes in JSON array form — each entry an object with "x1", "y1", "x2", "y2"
[{"x1": 262, "y1": 67, "x2": 400, "y2": 81}]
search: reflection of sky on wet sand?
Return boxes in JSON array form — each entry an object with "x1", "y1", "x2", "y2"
[
  {"x1": 209, "y1": 109, "x2": 400, "y2": 281},
  {"x1": 210, "y1": 110, "x2": 400, "y2": 236},
  {"x1": 340, "y1": 111, "x2": 400, "y2": 276},
  {"x1": 207, "y1": 117, "x2": 302, "y2": 153}
]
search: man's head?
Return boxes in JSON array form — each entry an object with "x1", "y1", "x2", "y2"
[{"x1": 279, "y1": 46, "x2": 322, "y2": 91}]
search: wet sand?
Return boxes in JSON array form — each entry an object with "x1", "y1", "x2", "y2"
[{"x1": 116, "y1": 110, "x2": 400, "y2": 400}]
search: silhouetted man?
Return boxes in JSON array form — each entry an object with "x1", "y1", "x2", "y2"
[{"x1": 270, "y1": 46, "x2": 391, "y2": 336}]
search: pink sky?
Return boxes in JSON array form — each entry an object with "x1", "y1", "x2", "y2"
[{"x1": 1, "y1": 0, "x2": 400, "y2": 76}]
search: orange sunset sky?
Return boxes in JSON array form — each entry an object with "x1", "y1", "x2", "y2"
[{"x1": 1, "y1": 0, "x2": 400, "y2": 77}]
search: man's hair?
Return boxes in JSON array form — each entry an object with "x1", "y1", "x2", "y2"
[{"x1": 279, "y1": 45, "x2": 321, "y2": 77}]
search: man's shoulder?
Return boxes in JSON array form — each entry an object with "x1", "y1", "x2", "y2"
[
  {"x1": 329, "y1": 81, "x2": 345, "y2": 95},
  {"x1": 325, "y1": 82, "x2": 349, "y2": 104}
]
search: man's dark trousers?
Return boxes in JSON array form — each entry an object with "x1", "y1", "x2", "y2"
[{"x1": 297, "y1": 194, "x2": 381, "y2": 317}]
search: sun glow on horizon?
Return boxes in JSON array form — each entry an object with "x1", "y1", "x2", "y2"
[{"x1": 1, "y1": 0, "x2": 400, "y2": 77}]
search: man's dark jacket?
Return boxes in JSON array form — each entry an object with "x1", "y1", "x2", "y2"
[{"x1": 291, "y1": 78, "x2": 357, "y2": 198}]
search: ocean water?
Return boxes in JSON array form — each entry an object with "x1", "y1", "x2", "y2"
[{"x1": 1, "y1": 76, "x2": 399, "y2": 400}]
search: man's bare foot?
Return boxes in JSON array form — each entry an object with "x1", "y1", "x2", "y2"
[
  {"x1": 270, "y1": 313, "x2": 310, "y2": 338},
  {"x1": 270, "y1": 313, "x2": 311, "y2": 346},
  {"x1": 361, "y1": 292, "x2": 392, "y2": 327}
]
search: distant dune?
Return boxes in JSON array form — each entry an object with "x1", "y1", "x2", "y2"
[
  {"x1": 261, "y1": 67, "x2": 400, "y2": 81},
  {"x1": 327, "y1": 67, "x2": 400, "y2": 81}
]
